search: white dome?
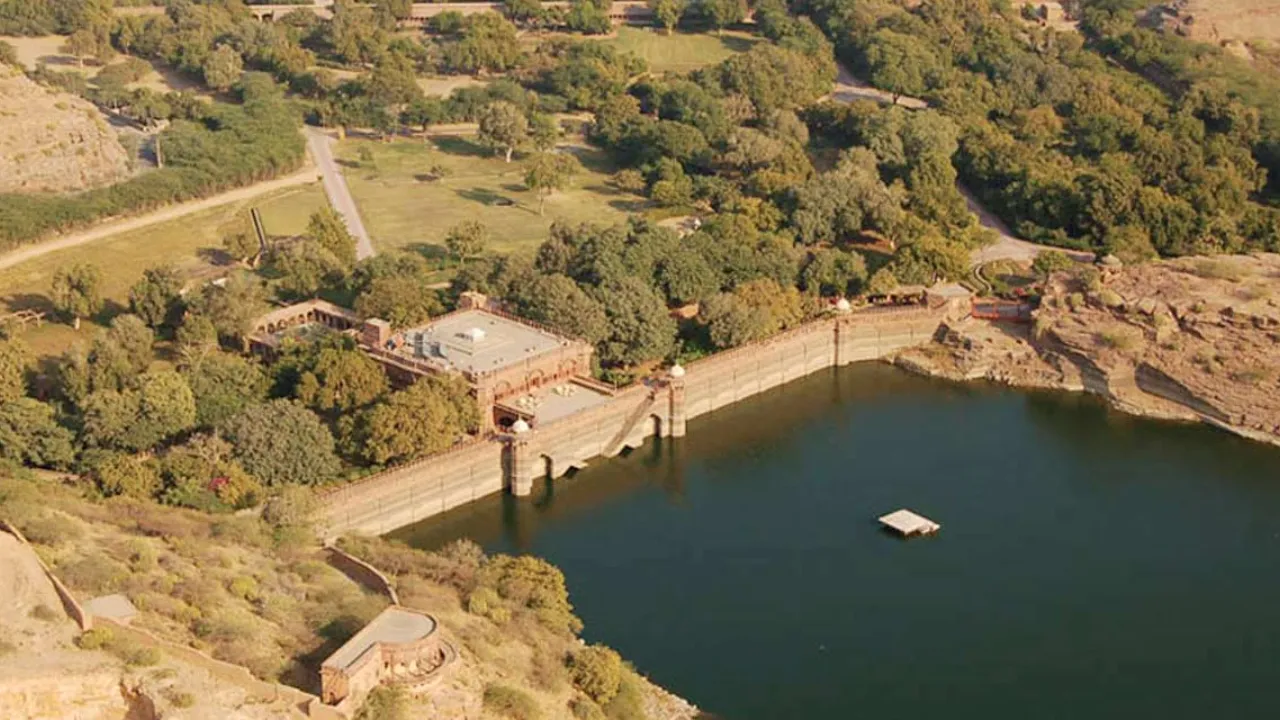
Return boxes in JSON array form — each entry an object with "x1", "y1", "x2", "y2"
[
  {"x1": 511, "y1": 419, "x2": 531, "y2": 434},
  {"x1": 669, "y1": 363, "x2": 686, "y2": 378},
  {"x1": 835, "y1": 298, "x2": 852, "y2": 312}
]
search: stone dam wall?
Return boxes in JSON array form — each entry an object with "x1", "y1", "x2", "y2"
[{"x1": 320, "y1": 303, "x2": 955, "y2": 538}]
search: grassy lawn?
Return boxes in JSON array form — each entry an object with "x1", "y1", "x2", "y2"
[
  {"x1": 0, "y1": 183, "x2": 327, "y2": 357},
  {"x1": 336, "y1": 136, "x2": 645, "y2": 257},
  {"x1": 600, "y1": 27, "x2": 760, "y2": 74}
]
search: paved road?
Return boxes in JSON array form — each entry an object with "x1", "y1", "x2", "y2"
[
  {"x1": 0, "y1": 164, "x2": 319, "y2": 273},
  {"x1": 305, "y1": 127, "x2": 375, "y2": 261}
]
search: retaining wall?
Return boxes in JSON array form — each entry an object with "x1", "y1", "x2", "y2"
[
  {"x1": 324, "y1": 546, "x2": 400, "y2": 605},
  {"x1": 0, "y1": 519, "x2": 92, "y2": 631},
  {"x1": 320, "y1": 304, "x2": 953, "y2": 538}
]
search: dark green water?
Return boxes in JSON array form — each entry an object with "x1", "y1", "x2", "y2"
[{"x1": 394, "y1": 364, "x2": 1280, "y2": 718}]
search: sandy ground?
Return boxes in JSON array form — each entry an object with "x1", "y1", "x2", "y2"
[{"x1": 1182, "y1": 0, "x2": 1280, "y2": 43}]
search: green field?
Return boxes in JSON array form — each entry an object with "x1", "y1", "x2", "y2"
[
  {"x1": 0, "y1": 184, "x2": 327, "y2": 357},
  {"x1": 601, "y1": 27, "x2": 760, "y2": 74},
  {"x1": 337, "y1": 136, "x2": 644, "y2": 257}
]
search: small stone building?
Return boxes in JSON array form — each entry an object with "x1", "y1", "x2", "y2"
[{"x1": 320, "y1": 606, "x2": 453, "y2": 708}]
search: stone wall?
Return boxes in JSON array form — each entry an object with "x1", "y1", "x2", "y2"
[
  {"x1": 321, "y1": 437, "x2": 506, "y2": 538},
  {"x1": 320, "y1": 304, "x2": 954, "y2": 538},
  {"x1": 325, "y1": 546, "x2": 400, "y2": 605},
  {"x1": 0, "y1": 520, "x2": 92, "y2": 631}
]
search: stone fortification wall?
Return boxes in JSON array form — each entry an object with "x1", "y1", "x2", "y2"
[
  {"x1": 320, "y1": 305, "x2": 951, "y2": 538},
  {"x1": 325, "y1": 546, "x2": 400, "y2": 605},
  {"x1": 321, "y1": 437, "x2": 505, "y2": 538}
]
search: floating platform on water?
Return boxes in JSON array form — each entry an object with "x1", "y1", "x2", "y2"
[{"x1": 878, "y1": 509, "x2": 940, "y2": 537}]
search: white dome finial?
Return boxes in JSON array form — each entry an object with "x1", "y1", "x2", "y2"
[
  {"x1": 669, "y1": 363, "x2": 686, "y2": 378},
  {"x1": 835, "y1": 298, "x2": 852, "y2": 313},
  {"x1": 511, "y1": 418, "x2": 531, "y2": 433}
]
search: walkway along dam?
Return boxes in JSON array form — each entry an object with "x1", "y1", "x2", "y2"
[{"x1": 319, "y1": 293, "x2": 969, "y2": 538}]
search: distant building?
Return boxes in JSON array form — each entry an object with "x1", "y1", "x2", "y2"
[
  {"x1": 320, "y1": 606, "x2": 454, "y2": 709},
  {"x1": 247, "y1": 299, "x2": 363, "y2": 357},
  {"x1": 357, "y1": 292, "x2": 596, "y2": 432}
]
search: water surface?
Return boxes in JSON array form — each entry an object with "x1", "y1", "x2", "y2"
[{"x1": 395, "y1": 364, "x2": 1280, "y2": 718}]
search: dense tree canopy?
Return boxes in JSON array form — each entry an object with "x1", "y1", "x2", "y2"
[{"x1": 221, "y1": 399, "x2": 341, "y2": 487}]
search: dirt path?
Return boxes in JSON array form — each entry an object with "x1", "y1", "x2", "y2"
[
  {"x1": 0, "y1": 164, "x2": 320, "y2": 273},
  {"x1": 305, "y1": 126, "x2": 375, "y2": 260}
]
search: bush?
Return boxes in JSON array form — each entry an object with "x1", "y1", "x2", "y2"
[
  {"x1": 602, "y1": 670, "x2": 647, "y2": 720},
  {"x1": 77, "y1": 627, "x2": 115, "y2": 650},
  {"x1": 167, "y1": 690, "x2": 196, "y2": 708},
  {"x1": 568, "y1": 645, "x2": 624, "y2": 706},
  {"x1": 355, "y1": 686, "x2": 409, "y2": 720},
  {"x1": 19, "y1": 512, "x2": 82, "y2": 546},
  {"x1": 29, "y1": 604, "x2": 59, "y2": 622},
  {"x1": 570, "y1": 696, "x2": 606, "y2": 720},
  {"x1": 483, "y1": 684, "x2": 540, "y2": 720}
]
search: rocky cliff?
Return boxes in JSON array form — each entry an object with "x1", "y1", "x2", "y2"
[
  {"x1": 895, "y1": 254, "x2": 1280, "y2": 445},
  {"x1": 0, "y1": 65, "x2": 132, "y2": 194}
]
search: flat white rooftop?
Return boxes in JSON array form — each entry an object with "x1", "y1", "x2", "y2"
[
  {"x1": 504, "y1": 380, "x2": 613, "y2": 424},
  {"x1": 879, "y1": 509, "x2": 941, "y2": 537},
  {"x1": 398, "y1": 309, "x2": 567, "y2": 375}
]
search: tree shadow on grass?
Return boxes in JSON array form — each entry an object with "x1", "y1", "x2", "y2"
[
  {"x1": 718, "y1": 33, "x2": 759, "y2": 53},
  {"x1": 197, "y1": 246, "x2": 235, "y2": 266},
  {"x1": 608, "y1": 198, "x2": 652, "y2": 213},
  {"x1": 1, "y1": 293, "x2": 54, "y2": 314},
  {"x1": 92, "y1": 300, "x2": 129, "y2": 327},
  {"x1": 433, "y1": 136, "x2": 489, "y2": 158},
  {"x1": 406, "y1": 242, "x2": 450, "y2": 266}
]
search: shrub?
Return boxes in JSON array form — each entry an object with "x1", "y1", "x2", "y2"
[
  {"x1": 167, "y1": 690, "x2": 196, "y2": 708},
  {"x1": 602, "y1": 670, "x2": 647, "y2": 720},
  {"x1": 568, "y1": 645, "x2": 623, "y2": 706},
  {"x1": 227, "y1": 575, "x2": 260, "y2": 601},
  {"x1": 0, "y1": 638, "x2": 15, "y2": 656},
  {"x1": 355, "y1": 686, "x2": 409, "y2": 720},
  {"x1": 569, "y1": 696, "x2": 606, "y2": 720},
  {"x1": 29, "y1": 604, "x2": 59, "y2": 622},
  {"x1": 77, "y1": 627, "x2": 115, "y2": 650},
  {"x1": 483, "y1": 684, "x2": 540, "y2": 720},
  {"x1": 19, "y1": 512, "x2": 82, "y2": 546},
  {"x1": 58, "y1": 554, "x2": 129, "y2": 595},
  {"x1": 1193, "y1": 258, "x2": 1243, "y2": 282}
]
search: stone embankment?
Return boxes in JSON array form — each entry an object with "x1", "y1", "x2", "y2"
[{"x1": 895, "y1": 254, "x2": 1280, "y2": 446}]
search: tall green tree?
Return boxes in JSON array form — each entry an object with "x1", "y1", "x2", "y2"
[
  {"x1": 445, "y1": 221, "x2": 490, "y2": 262},
  {"x1": 588, "y1": 277, "x2": 677, "y2": 366},
  {"x1": 295, "y1": 346, "x2": 388, "y2": 414},
  {"x1": 0, "y1": 337, "x2": 28, "y2": 404},
  {"x1": 863, "y1": 29, "x2": 939, "y2": 104},
  {"x1": 182, "y1": 351, "x2": 267, "y2": 429},
  {"x1": 307, "y1": 208, "x2": 358, "y2": 269},
  {"x1": 128, "y1": 265, "x2": 184, "y2": 329},
  {"x1": 50, "y1": 263, "x2": 102, "y2": 329},
  {"x1": 650, "y1": 0, "x2": 686, "y2": 34},
  {"x1": 222, "y1": 399, "x2": 340, "y2": 486},
  {"x1": 203, "y1": 44, "x2": 244, "y2": 93},
  {"x1": 478, "y1": 101, "x2": 529, "y2": 162},
  {"x1": 524, "y1": 152, "x2": 580, "y2": 216},
  {"x1": 80, "y1": 370, "x2": 197, "y2": 452},
  {"x1": 356, "y1": 376, "x2": 478, "y2": 465},
  {"x1": 0, "y1": 399, "x2": 75, "y2": 470}
]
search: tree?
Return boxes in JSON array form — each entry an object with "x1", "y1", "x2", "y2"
[
  {"x1": 295, "y1": 346, "x2": 387, "y2": 414},
  {"x1": 105, "y1": 314, "x2": 154, "y2": 376},
  {"x1": 203, "y1": 44, "x2": 244, "y2": 93},
  {"x1": 307, "y1": 208, "x2": 357, "y2": 269},
  {"x1": 0, "y1": 40, "x2": 18, "y2": 67},
  {"x1": 222, "y1": 399, "x2": 340, "y2": 486},
  {"x1": 530, "y1": 113, "x2": 560, "y2": 151},
  {"x1": 588, "y1": 277, "x2": 676, "y2": 366},
  {"x1": 863, "y1": 29, "x2": 940, "y2": 103},
  {"x1": 445, "y1": 221, "x2": 489, "y2": 262},
  {"x1": 0, "y1": 399, "x2": 75, "y2": 469},
  {"x1": 891, "y1": 234, "x2": 969, "y2": 285},
  {"x1": 273, "y1": 241, "x2": 346, "y2": 300},
  {"x1": 50, "y1": 263, "x2": 102, "y2": 329},
  {"x1": 700, "y1": 292, "x2": 756, "y2": 349},
  {"x1": 800, "y1": 249, "x2": 868, "y2": 297},
  {"x1": 354, "y1": 275, "x2": 445, "y2": 328},
  {"x1": 0, "y1": 337, "x2": 28, "y2": 404},
  {"x1": 503, "y1": 0, "x2": 544, "y2": 27},
  {"x1": 62, "y1": 28, "x2": 101, "y2": 68},
  {"x1": 1031, "y1": 250, "x2": 1076, "y2": 279},
  {"x1": 223, "y1": 231, "x2": 260, "y2": 267},
  {"x1": 81, "y1": 370, "x2": 196, "y2": 452},
  {"x1": 1104, "y1": 225, "x2": 1158, "y2": 265},
  {"x1": 569, "y1": 645, "x2": 624, "y2": 706},
  {"x1": 511, "y1": 274, "x2": 609, "y2": 344},
  {"x1": 89, "y1": 453, "x2": 163, "y2": 500},
  {"x1": 650, "y1": 0, "x2": 686, "y2": 34},
  {"x1": 182, "y1": 351, "x2": 267, "y2": 429},
  {"x1": 478, "y1": 101, "x2": 529, "y2": 162},
  {"x1": 865, "y1": 267, "x2": 899, "y2": 296},
  {"x1": 357, "y1": 376, "x2": 478, "y2": 465},
  {"x1": 701, "y1": 0, "x2": 746, "y2": 34},
  {"x1": 187, "y1": 272, "x2": 266, "y2": 344},
  {"x1": 657, "y1": 249, "x2": 718, "y2": 305},
  {"x1": 129, "y1": 265, "x2": 184, "y2": 329},
  {"x1": 524, "y1": 152, "x2": 580, "y2": 216}
]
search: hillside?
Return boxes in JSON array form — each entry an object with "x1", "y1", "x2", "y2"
[
  {"x1": 0, "y1": 65, "x2": 132, "y2": 194},
  {"x1": 896, "y1": 254, "x2": 1280, "y2": 446}
]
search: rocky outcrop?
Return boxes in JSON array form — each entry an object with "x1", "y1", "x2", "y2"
[
  {"x1": 895, "y1": 253, "x2": 1280, "y2": 446},
  {"x1": 0, "y1": 65, "x2": 132, "y2": 194}
]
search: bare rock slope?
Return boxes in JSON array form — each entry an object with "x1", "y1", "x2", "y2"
[
  {"x1": 896, "y1": 254, "x2": 1280, "y2": 445},
  {"x1": 0, "y1": 65, "x2": 131, "y2": 194}
]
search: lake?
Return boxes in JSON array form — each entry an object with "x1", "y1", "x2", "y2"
[{"x1": 393, "y1": 363, "x2": 1280, "y2": 718}]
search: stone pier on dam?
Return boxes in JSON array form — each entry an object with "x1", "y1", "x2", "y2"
[{"x1": 250, "y1": 288, "x2": 969, "y2": 539}]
